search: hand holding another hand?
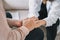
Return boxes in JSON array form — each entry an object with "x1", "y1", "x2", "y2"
[{"x1": 22, "y1": 18, "x2": 46, "y2": 31}]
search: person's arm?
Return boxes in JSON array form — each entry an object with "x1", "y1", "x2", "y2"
[
  {"x1": 38, "y1": 2, "x2": 60, "y2": 27},
  {"x1": 28, "y1": 0, "x2": 42, "y2": 18},
  {"x1": 7, "y1": 18, "x2": 22, "y2": 27},
  {"x1": 0, "y1": 0, "x2": 42, "y2": 40}
]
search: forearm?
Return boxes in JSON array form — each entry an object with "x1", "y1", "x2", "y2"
[
  {"x1": 43, "y1": 2, "x2": 60, "y2": 27},
  {"x1": 8, "y1": 26, "x2": 29, "y2": 40},
  {"x1": 43, "y1": 13, "x2": 59, "y2": 27},
  {"x1": 40, "y1": 15, "x2": 58, "y2": 27}
]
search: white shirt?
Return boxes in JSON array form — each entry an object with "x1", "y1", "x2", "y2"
[{"x1": 28, "y1": 0, "x2": 60, "y2": 27}]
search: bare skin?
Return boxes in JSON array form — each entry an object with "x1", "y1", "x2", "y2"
[
  {"x1": 43, "y1": 0, "x2": 47, "y2": 4},
  {"x1": 7, "y1": 18, "x2": 22, "y2": 27}
]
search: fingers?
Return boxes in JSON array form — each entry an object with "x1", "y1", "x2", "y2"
[
  {"x1": 33, "y1": 20, "x2": 41, "y2": 28},
  {"x1": 35, "y1": 20, "x2": 46, "y2": 28},
  {"x1": 22, "y1": 19, "x2": 35, "y2": 31},
  {"x1": 22, "y1": 18, "x2": 30, "y2": 26},
  {"x1": 30, "y1": 17, "x2": 38, "y2": 21},
  {"x1": 22, "y1": 17, "x2": 42, "y2": 31},
  {"x1": 22, "y1": 17, "x2": 38, "y2": 24}
]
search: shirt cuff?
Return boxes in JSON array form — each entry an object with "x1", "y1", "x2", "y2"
[
  {"x1": 43, "y1": 18, "x2": 52, "y2": 27},
  {"x1": 19, "y1": 26, "x2": 29, "y2": 36}
]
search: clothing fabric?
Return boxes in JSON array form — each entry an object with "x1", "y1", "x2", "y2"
[
  {"x1": 25, "y1": 28, "x2": 44, "y2": 40},
  {"x1": 25, "y1": 0, "x2": 60, "y2": 40},
  {"x1": 0, "y1": 0, "x2": 29, "y2": 39},
  {"x1": 0, "y1": 11, "x2": 29, "y2": 40},
  {"x1": 25, "y1": 1, "x2": 47, "y2": 40},
  {"x1": 6, "y1": 12, "x2": 12, "y2": 18},
  {"x1": 46, "y1": 19, "x2": 59, "y2": 40},
  {"x1": 38, "y1": 2, "x2": 48, "y2": 20},
  {"x1": 28, "y1": 0, "x2": 60, "y2": 27}
]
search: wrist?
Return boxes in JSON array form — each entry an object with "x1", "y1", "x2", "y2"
[
  {"x1": 24, "y1": 25, "x2": 34, "y2": 31},
  {"x1": 20, "y1": 26, "x2": 30, "y2": 34},
  {"x1": 40, "y1": 20, "x2": 46, "y2": 26}
]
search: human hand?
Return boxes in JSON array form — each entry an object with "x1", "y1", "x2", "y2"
[
  {"x1": 22, "y1": 18, "x2": 43, "y2": 31},
  {"x1": 17, "y1": 16, "x2": 38, "y2": 28},
  {"x1": 15, "y1": 20, "x2": 22, "y2": 27},
  {"x1": 36, "y1": 20, "x2": 46, "y2": 27},
  {"x1": 29, "y1": 16, "x2": 38, "y2": 21},
  {"x1": 7, "y1": 18, "x2": 22, "y2": 28}
]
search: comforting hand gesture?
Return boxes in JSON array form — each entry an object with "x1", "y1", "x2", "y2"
[{"x1": 22, "y1": 18, "x2": 44, "y2": 31}]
